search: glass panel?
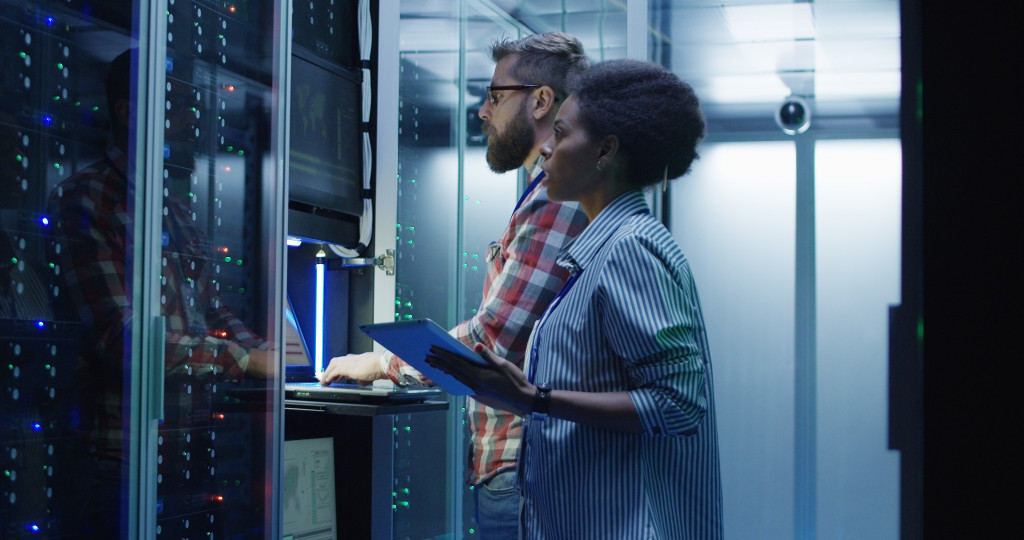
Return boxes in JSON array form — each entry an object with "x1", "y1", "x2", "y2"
[
  {"x1": 2, "y1": 1, "x2": 137, "y2": 537},
  {"x1": 815, "y1": 138, "x2": 901, "y2": 539},
  {"x1": 395, "y1": 2, "x2": 636, "y2": 536},
  {"x1": 669, "y1": 141, "x2": 797, "y2": 539},
  {"x1": 157, "y1": 0, "x2": 279, "y2": 537}
]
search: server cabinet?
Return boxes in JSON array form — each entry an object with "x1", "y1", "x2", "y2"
[{"x1": 1, "y1": 0, "x2": 287, "y2": 538}]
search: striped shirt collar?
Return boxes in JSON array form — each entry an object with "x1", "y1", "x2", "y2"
[{"x1": 558, "y1": 189, "x2": 650, "y2": 272}]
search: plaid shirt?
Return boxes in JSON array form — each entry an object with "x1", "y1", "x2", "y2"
[
  {"x1": 385, "y1": 170, "x2": 588, "y2": 485},
  {"x1": 49, "y1": 147, "x2": 266, "y2": 459}
]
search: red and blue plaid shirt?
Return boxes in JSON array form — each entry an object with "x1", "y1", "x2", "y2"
[
  {"x1": 49, "y1": 147, "x2": 266, "y2": 459},
  {"x1": 386, "y1": 170, "x2": 588, "y2": 485}
]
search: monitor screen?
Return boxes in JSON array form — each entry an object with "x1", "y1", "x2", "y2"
[
  {"x1": 283, "y1": 437, "x2": 338, "y2": 540},
  {"x1": 289, "y1": 51, "x2": 363, "y2": 219}
]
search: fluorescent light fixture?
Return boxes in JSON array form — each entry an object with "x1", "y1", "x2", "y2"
[
  {"x1": 315, "y1": 259, "x2": 325, "y2": 374},
  {"x1": 816, "y1": 71, "x2": 901, "y2": 101},
  {"x1": 724, "y1": 3, "x2": 816, "y2": 43},
  {"x1": 286, "y1": 236, "x2": 303, "y2": 247},
  {"x1": 705, "y1": 74, "x2": 791, "y2": 104}
]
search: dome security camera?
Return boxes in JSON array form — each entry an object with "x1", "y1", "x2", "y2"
[{"x1": 775, "y1": 96, "x2": 811, "y2": 135}]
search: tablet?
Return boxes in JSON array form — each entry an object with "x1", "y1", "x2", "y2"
[{"x1": 359, "y1": 319, "x2": 487, "y2": 395}]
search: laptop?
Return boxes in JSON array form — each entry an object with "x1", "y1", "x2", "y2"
[{"x1": 282, "y1": 297, "x2": 443, "y2": 404}]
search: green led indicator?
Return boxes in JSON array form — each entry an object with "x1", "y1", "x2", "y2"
[{"x1": 224, "y1": 256, "x2": 231, "y2": 262}]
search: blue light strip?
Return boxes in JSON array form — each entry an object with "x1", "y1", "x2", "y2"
[{"x1": 315, "y1": 260, "x2": 325, "y2": 374}]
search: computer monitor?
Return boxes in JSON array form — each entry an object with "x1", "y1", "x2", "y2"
[
  {"x1": 282, "y1": 437, "x2": 338, "y2": 540},
  {"x1": 288, "y1": 49, "x2": 363, "y2": 220}
]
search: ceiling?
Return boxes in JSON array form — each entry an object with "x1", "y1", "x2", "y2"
[{"x1": 398, "y1": 0, "x2": 902, "y2": 136}]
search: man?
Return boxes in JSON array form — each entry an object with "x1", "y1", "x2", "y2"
[
  {"x1": 48, "y1": 49, "x2": 271, "y2": 538},
  {"x1": 318, "y1": 32, "x2": 589, "y2": 538}
]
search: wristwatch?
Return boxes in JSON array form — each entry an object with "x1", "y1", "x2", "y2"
[{"x1": 532, "y1": 382, "x2": 552, "y2": 418}]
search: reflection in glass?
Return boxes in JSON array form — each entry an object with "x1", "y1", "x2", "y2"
[
  {"x1": 670, "y1": 141, "x2": 797, "y2": 539},
  {"x1": 2, "y1": 2, "x2": 136, "y2": 537},
  {"x1": 815, "y1": 139, "x2": 901, "y2": 539}
]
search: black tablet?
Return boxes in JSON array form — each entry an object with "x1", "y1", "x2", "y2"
[{"x1": 359, "y1": 319, "x2": 487, "y2": 395}]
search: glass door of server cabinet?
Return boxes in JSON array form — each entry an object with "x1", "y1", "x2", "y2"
[{"x1": 1, "y1": 0, "x2": 286, "y2": 538}]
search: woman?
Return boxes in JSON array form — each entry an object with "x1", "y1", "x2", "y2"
[{"x1": 430, "y1": 59, "x2": 722, "y2": 539}]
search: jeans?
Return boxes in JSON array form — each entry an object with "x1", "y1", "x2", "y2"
[{"x1": 475, "y1": 468, "x2": 521, "y2": 540}]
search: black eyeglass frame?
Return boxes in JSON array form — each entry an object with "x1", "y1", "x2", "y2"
[{"x1": 485, "y1": 84, "x2": 543, "y2": 106}]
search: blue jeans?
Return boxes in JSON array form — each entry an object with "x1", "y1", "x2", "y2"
[{"x1": 475, "y1": 468, "x2": 521, "y2": 540}]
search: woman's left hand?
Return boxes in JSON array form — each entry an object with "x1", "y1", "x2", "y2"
[{"x1": 426, "y1": 343, "x2": 534, "y2": 415}]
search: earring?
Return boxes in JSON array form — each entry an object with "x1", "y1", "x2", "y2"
[{"x1": 596, "y1": 162, "x2": 604, "y2": 171}]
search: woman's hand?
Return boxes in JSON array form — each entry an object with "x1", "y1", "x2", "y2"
[{"x1": 426, "y1": 344, "x2": 534, "y2": 415}]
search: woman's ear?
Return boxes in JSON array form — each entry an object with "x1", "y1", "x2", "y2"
[
  {"x1": 596, "y1": 134, "x2": 620, "y2": 167},
  {"x1": 531, "y1": 86, "x2": 558, "y2": 121}
]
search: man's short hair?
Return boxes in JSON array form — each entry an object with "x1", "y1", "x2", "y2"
[{"x1": 490, "y1": 32, "x2": 589, "y2": 100}]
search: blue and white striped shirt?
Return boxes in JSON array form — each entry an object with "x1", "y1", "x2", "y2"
[{"x1": 521, "y1": 190, "x2": 723, "y2": 539}]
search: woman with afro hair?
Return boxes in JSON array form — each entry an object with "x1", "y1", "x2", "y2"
[{"x1": 430, "y1": 59, "x2": 723, "y2": 539}]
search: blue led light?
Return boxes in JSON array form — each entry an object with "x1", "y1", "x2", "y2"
[
  {"x1": 33, "y1": 423, "x2": 42, "y2": 431},
  {"x1": 46, "y1": 16, "x2": 55, "y2": 26},
  {"x1": 42, "y1": 115, "x2": 53, "y2": 126},
  {"x1": 40, "y1": 217, "x2": 50, "y2": 226},
  {"x1": 36, "y1": 321, "x2": 45, "y2": 329}
]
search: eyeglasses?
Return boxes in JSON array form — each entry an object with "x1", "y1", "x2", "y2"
[{"x1": 485, "y1": 84, "x2": 542, "y2": 106}]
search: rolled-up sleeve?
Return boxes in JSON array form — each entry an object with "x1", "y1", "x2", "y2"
[{"x1": 599, "y1": 234, "x2": 709, "y2": 437}]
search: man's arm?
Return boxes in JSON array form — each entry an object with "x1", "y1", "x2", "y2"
[{"x1": 375, "y1": 187, "x2": 587, "y2": 387}]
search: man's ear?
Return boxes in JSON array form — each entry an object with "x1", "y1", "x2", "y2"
[
  {"x1": 113, "y1": 98, "x2": 130, "y2": 130},
  {"x1": 530, "y1": 86, "x2": 558, "y2": 121}
]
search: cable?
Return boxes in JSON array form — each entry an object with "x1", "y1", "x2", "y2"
[{"x1": 329, "y1": 0, "x2": 374, "y2": 258}]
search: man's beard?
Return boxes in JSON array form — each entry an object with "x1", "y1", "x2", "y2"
[{"x1": 484, "y1": 100, "x2": 534, "y2": 173}]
